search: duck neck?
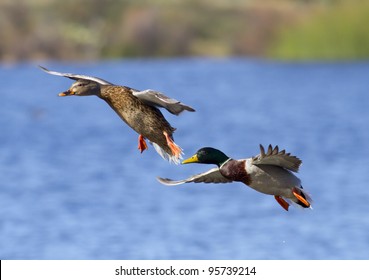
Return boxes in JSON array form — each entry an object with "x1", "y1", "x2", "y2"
[
  {"x1": 208, "y1": 150, "x2": 231, "y2": 168},
  {"x1": 219, "y1": 158, "x2": 232, "y2": 168},
  {"x1": 97, "y1": 85, "x2": 109, "y2": 99}
]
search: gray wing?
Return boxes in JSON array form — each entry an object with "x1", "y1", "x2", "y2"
[
  {"x1": 133, "y1": 89, "x2": 195, "y2": 115},
  {"x1": 39, "y1": 65, "x2": 114, "y2": 85},
  {"x1": 251, "y1": 144, "x2": 302, "y2": 173},
  {"x1": 157, "y1": 167, "x2": 232, "y2": 186}
]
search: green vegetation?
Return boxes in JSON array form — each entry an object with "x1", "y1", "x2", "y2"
[
  {"x1": 1, "y1": 0, "x2": 369, "y2": 61},
  {"x1": 269, "y1": 0, "x2": 369, "y2": 60}
]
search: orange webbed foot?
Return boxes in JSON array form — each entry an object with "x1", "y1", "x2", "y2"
[
  {"x1": 163, "y1": 131, "x2": 182, "y2": 159},
  {"x1": 274, "y1": 195, "x2": 290, "y2": 211},
  {"x1": 138, "y1": 135, "x2": 148, "y2": 153}
]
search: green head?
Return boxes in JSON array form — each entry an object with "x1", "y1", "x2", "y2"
[
  {"x1": 59, "y1": 79, "x2": 101, "y2": 97},
  {"x1": 182, "y1": 147, "x2": 230, "y2": 167}
]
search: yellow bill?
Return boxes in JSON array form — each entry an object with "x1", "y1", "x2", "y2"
[{"x1": 182, "y1": 154, "x2": 199, "y2": 164}]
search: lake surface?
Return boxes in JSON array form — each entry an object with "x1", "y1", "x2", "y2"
[{"x1": 1, "y1": 58, "x2": 369, "y2": 259}]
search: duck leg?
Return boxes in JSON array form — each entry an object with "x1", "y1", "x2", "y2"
[
  {"x1": 163, "y1": 131, "x2": 182, "y2": 159},
  {"x1": 292, "y1": 188, "x2": 311, "y2": 208},
  {"x1": 137, "y1": 135, "x2": 148, "y2": 153},
  {"x1": 274, "y1": 195, "x2": 290, "y2": 211}
]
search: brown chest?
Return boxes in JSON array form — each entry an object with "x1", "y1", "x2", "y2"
[
  {"x1": 99, "y1": 86, "x2": 172, "y2": 138},
  {"x1": 101, "y1": 87, "x2": 137, "y2": 109},
  {"x1": 220, "y1": 160, "x2": 251, "y2": 185}
]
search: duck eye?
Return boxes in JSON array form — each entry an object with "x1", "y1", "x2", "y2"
[{"x1": 199, "y1": 150, "x2": 207, "y2": 156}]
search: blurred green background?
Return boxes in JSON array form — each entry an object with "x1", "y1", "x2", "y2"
[{"x1": 1, "y1": 0, "x2": 369, "y2": 62}]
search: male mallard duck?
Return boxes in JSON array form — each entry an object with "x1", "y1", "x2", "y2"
[
  {"x1": 40, "y1": 66, "x2": 195, "y2": 164},
  {"x1": 158, "y1": 145, "x2": 312, "y2": 211}
]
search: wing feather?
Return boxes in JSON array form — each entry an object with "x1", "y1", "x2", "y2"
[
  {"x1": 133, "y1": 89, "x2": 195, "y2": 115},
  {"x1": 40, "y1": 66, "x2": 196, "y2": 116},
  {"x1": 39, "y1": 66, "x2": 114, "y2": 85},
  {"x1": 157, "y1": 167, "x2": 232, "y2": 186},
  {"x1": 252, "y1": 144, "x2": 302, "y2": 173}
]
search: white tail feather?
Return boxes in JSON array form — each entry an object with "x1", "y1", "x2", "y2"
[{"x1": 151, "y1": 142, "x2": 183, "y2": 164}]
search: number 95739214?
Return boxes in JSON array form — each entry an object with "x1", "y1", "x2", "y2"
[{"x1": 208, "y1": 266, "x2": 256, "y2": 276}]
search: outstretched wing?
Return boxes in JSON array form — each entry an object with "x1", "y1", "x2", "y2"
[
  {"x1": 40, "y1": 66, "x2": 195, "y2": 115},
  {"x1": 133, "y1": 89, "x2": 195, "y2": 115},
  {"x1": 39, "y1": 66, "x2": 114, "y2": 85},
  {"x1": 157, "y1": 167, "x2": 232, "y2": 186},
  {"x1": 252, "y1": 144, "x2": 302, "y2": 173}
]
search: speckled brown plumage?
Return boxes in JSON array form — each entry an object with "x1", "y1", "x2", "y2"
[
  {"x1": 40, "y1": 66, "x2": 194, "y2": 163},
  {"x1": 100, "y1": 85, "x2": 176, "y2": 156}
]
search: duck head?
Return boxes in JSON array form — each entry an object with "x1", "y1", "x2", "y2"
[
  {"x1": 59, "y1": 80, "x2": 101, "y2": 97},
  {"x1": 182, "y1": 147, "x2": 230, "y2": 167}
]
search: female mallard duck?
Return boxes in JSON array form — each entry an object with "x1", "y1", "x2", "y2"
[
  {"x1": 158, "y1": 145, "x2": 312, "y2": 211},
  {"x1": 40, "y1": 66, "x2": 195, "y2": 164}
]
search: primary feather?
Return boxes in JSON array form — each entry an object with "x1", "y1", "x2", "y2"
[
  {"x1": 252, "y1": 144, "x2": 302, "y2": 172},
  {"x1": 39, "y1": 66, "x2": 114, "y2": 85},
  {"x1": 157, "y1": 167, "x2": 233, "y2": 185}
]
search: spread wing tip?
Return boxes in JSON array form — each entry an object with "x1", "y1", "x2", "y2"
[
  {"x1": 156, "y1": 177, "x2": 185, "y2": 186},
  {"x1": 39, "y1": 65, "x2": 55, "y2": 74},
  {"x1": 38, "y1": 65, "x2": 48, "y2": 71},
  {"x1": 39, "y1": 65, "x2": 114, "y2": 85},
  {"x1": 184, "y1": 105, "x2": 196, "y2": 112},
  {"x1": 256, "y1": 144, "x2": 302, "y2": 172},
  {"x1": 172, "y1": 104, "x2": 196, "y2": 115}
]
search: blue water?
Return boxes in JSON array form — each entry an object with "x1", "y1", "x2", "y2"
[{"x1": 1, "y1": 58, "x2": 369, "y2": 259}]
